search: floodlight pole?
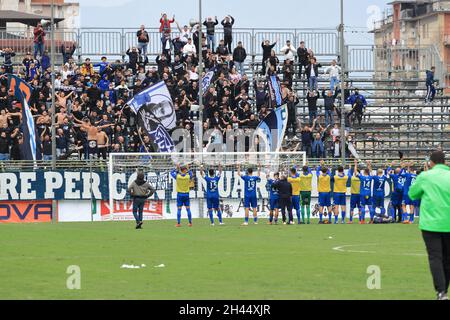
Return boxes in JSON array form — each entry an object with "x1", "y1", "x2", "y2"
[
  {"x1": 198, "y1": 0, "x2": 205, "y2": 219},
  {"x1": 198, "y1": 0, "x2": 203, "y2": 153},
  {"x1": 339, "y1": 0, "x2": 346, "y2": 167},
  {"x1": 51, "y1": 0, "x2": 57, "y2": 223}
]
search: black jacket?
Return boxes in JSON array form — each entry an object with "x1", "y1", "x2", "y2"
[
  {"x1": 203, "y1": 19, "x2": 219, "y2": 35},
  {"x1": 305, "y1": 63, "x2": 322, "y2": 79},
  {"x1": 306, "y1": 91, "x2": 320, "y2": 111},
  {"x1": 233, "y1": 47, "x2": 247, "y2": 63},
  {"x1": 221, "y1": 16, "x2": 235, "y2": 36},
  {"x1": 277, "y1": 178, "x2": 292, "y2": 199},
  {"x1": 297, "y1": 47, "x2": 309, "y2": 63},
  {"x1": 322, "y1": 90, "x2": 338, "y2": 111},
  {"x1": 262, "y1": 42, "x2": 276, "y2": 61}
]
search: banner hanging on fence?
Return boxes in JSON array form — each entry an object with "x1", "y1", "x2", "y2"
[{"x1": 127, "y1": 81, "x2": 176, "y2": 152}]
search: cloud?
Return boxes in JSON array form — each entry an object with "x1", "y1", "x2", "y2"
[{"x1": 75, "y1": 0, "x2": 135, "y2": 8}]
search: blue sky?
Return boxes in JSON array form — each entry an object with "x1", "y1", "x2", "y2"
[{"x1": 72, "y1": 0, "x2": 391, "y2": 44}]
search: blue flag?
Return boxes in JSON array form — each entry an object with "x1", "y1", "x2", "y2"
[
  {"x1": 267, "y1": 75, "x2": 282, "y2": 108},
  {"x1": 256, "y1": 105, "x2": 288, "y2": 152},
  {"x1": 8, "y1": 75, "x2": 41, "y2": 161},
  {"x1": 127, "y1": 81, "x2": 175, "y2": 153}
]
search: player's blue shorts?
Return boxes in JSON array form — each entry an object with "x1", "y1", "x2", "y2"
[
  {"x1": 177, "y1": 193, "x2": 190, "y2": 207},
  {"x1": 333, "y1": 193, "x2": 346, "y2": 206},
  {"x1": 292, "y1": 195, "x2": 300, "y2": 210},
  {"x1": 391, "y1": 191, "x2": 403, "y2": 206},
  {"x1": 206, "y1": 196, "x2": 220, "y2": 210},
  {"x1": 402, "y1": 193, "x2": 414, "y2": 206},
  {"x1": 269, "y1": 197, "x2": 279, "y2": 211},
  {"x1": 373, "y1": 194, "x2": 385, "y2": 208},
  {"x1": 244, "y1": 195, "x2": 257, "y2": 209},
  {"x1": 360, "y1": 194, "x2": 372, "y2": 206},
  {"x1": 350, "y1": 194, "x2": 360, "y2": 209},
  {"x1": 318, "y1": 192, "x2": 331, "y2": 207}
]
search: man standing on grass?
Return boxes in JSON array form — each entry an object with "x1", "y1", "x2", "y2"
[
  {"x1": 200, "y1": 165, "x2": 224, "y2": 226},
  {"x1": 171, "y1": 164, "x2": 194, "y2": 227},
  {"x1": 237, "y1": 164, "x2": 261, "y2": 226},
  {"x1": 128, "y1": 169, "x2": 155, "y2": 229},
  {"x1": 409, "y1": 150, "x2": 450, "y2": 300}
]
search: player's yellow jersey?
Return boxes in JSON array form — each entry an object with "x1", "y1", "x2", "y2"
[
  {"x1": 288, "y1": 176, "x2": 301, "y2": 195},
  {"x1": 317, "y1": 174, "x2": 331, "y2": 193},
  {"x1": 350, "y1": 175, "x2": 361, "y2": 195},
  {"x1": 299, "y1": 173, "x2": 313, "y2": 192},
  {"x1": 172, "y1": 172, "x2": 192, "y2": 193},
  {"x1": 334, "y1": 174, "x2": 348, "y2": 193}
]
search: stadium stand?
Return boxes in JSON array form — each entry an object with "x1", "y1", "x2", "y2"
[{"x1": 0, "y1": 22, "x2": 448, "y2": 168}]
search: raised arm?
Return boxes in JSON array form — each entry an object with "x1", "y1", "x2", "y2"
[
  {"x1": 353, "y1": 159, "x2": 358, "y2": 177},
  {"x1": 237, "y1": 164, "x2": 242, "y2": 177}
]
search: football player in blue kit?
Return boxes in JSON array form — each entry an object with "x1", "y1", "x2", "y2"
[
  {"x1": 266, "y1": 171, "x2": 280, "y2": 225},
  {"x1": 370, "y1": 163, "x2": 389, "y2": 218},
  {"x1": 200, "y1": 165, "x2": 223, "y2": 226},
  {"x1": 388, "y1": 161, "x2": 407, "y2": 223},
  {"x1": 353, "y1": 160, "x2": 374, "y2": 224},
  {"x1": 237, "y1": 164, "x2": 262, "y2": 226},
  {"x1": 402, "y1": 162, "x2": 418, "y2": 224}
]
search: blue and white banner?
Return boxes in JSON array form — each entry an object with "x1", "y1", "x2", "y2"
[
  {"x1": 8, "y1": 75, "x2": 41, "y2": 161},
  {"x1": 268, "y1": 75, "x2": 282, "y2": 108},
  {"x1": 127, "y1": 81, "x2": 175, "y2": 152},
  {"x1": 201, "y1": 70, "x2": 215, "y2": 94},
  {"x1": 255, "y1": 105, "x2": 288, "y2": 152}
]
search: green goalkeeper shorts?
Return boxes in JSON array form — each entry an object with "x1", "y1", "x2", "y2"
[{"x1": 301, "y1": 191, "x2": 311, "y2": 206}]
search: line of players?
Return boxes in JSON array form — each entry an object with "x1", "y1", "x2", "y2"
[{"x1": 170, "y1": 159, "x2": 423, "y2": 226}]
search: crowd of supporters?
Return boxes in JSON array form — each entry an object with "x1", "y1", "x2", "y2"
[{"x1": 0, "y1": 14, "x2": 368, "y2": 161}]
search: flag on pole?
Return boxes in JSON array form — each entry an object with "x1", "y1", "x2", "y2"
[
  {"x1": 8, "y1": 75, "x2": 41, "y2": 161},
  {"x1": 267, "y1": 75, "x2": 283, "y2": 108},
  {"x1": 255, "y1": 105, "x2": 288, "y2": 152},
  {"x1": 201, "y1": 70, "x2": 215, "y2": 95},
  {"x1": 127, "y1": 81, "x2": 176, "y2": 153}
]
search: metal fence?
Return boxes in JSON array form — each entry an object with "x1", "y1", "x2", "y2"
[
  {"x1": 347, "y1": 45, "x2": 442, "y2": 74},
  {"x1": 0, "y1": 27, "x2": 339, "y2": 61}
]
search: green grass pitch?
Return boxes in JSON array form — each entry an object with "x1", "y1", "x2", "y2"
[{"x1": 0, "y1": 219, "x2": 433, "y2": 300}]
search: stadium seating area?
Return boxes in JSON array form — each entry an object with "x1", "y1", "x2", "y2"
[{"x1": 0, "y1": 24, "x2": 448, "y2": 167}]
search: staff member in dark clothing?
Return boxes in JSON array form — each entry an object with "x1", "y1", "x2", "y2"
[
  {"x1": 128, "y1": 169, "x2": 155, "y2": 229},
  {"x1": 409, "y1": 151, "x2": 450, "y2": 300},
  {"x1": 277, "y1": 174, "x2": 294, "y2": 224}
]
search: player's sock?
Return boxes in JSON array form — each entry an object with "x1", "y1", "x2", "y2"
[
  {"x1": 306, "y1": 207, "x2": 311, "y2": 223},
  {"x1": 269, "y1": 213, "x2": 273, "y2": 223},
  {"x1": 301, "y1": 207, "x2": 305, "y2": 223},
  {"x1": 187, "y1": 208, "x2": 192, "y2": 224},
  {"x1": 296, "y1": 211, "x2": 301, "y2": 224},
  {"x1": 208, "y1": 210, "x2": 214, "y2": 224},
  {"x1": 177, "y1": 208, "x2": 181, "y2": 224},
  {"x1": 369, "y1": 206, "x2": 375, "y2": 221},
  {"x1": 244, "y1": 216, "x2": 249, "y2": 223},
  {"x1": 319, "y1": 213, "x2": 323, "y2": 222},
  {"x1": 402, "y1": 212, "x2": 408, "y2": 222},
  {"x1": 341, "y1": 211, "x2": 346, "y2": 222},
  {"x1": 334, "y1": 215, "x2": 338, "y2": 224},
  {"x1": 217, "y1": 210, "x2": 223, "y2": 224},
  {"x1": 390, "y1": 206, "x2": 395, "y2": 220},
  {"x1": 349, "y1": 209, "x2": 353, "y2": 222},
  {"x1": 409, "y1": 213, "x2": 415, "y2": 223},
  {"x1": 254, "y1": 216, "x2": 258, "y2": 223},
  {"x1": 328, "y1": 214, "x2": 332, "y2": 224},
  {"x1": 380, "y1": 207, "x2": 386, "y2": 216},
  {"x1": 360, "y1": 208, "x2": 365, "y2": 221}
]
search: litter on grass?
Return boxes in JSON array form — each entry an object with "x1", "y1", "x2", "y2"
[
  {"x1": 120, "y1": 264, "x2": 147, "y2": 269},
  {"x1": 154, "y1": 264, "x2": 165, "y2": 268}
]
